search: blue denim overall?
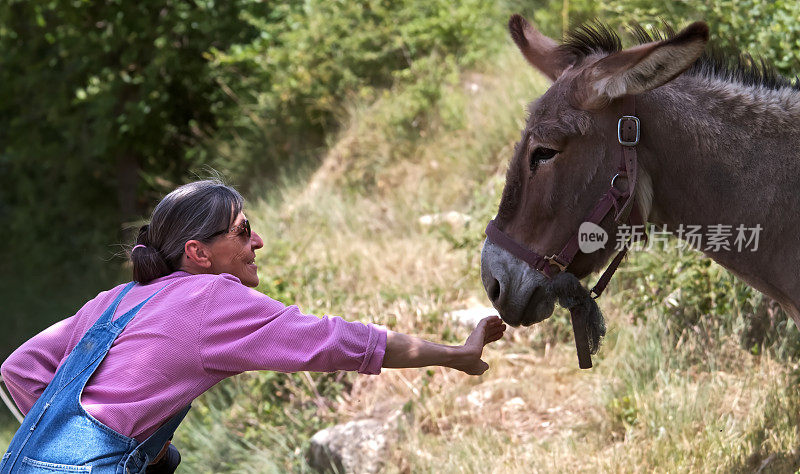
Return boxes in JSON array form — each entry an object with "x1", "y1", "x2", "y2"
[{"x1": 1, "y1": 282, "x2": 191, "y2": 473}]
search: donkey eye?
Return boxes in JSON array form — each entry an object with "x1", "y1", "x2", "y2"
[{"x1": 529, "y1": 147, "x2": 559, "y2": 171}]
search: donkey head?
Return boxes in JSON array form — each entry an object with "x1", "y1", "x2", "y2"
[{"x1": 481, "y1": 15, "x2": 708, "y2": 327}]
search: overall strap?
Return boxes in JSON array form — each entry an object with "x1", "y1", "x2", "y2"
[
  {"x1": 46, "y1": 282, "x2": 137, "y2": 394},
  {"x1": 122, "y1": 404, "x2": 192, "y2": 473},
  {"x1": 110, "y1": 284, "x2": 168, "y2": 330},
  {"x1": 52, "y1": 283, "x2": 168, "y2": 398},
  {"x1": 94, "y1": 282, "x2": 137, "y2": 327}
]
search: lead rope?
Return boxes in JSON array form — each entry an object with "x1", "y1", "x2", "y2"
[
  {"x1": 569, "y1": 308, "x2": 593, "y2": 369},
  {"x1": 550, "y1": 272, "x2": 606, "y2": 369},
  {"x1": 0, "y1": 375, "x2": 24, "y2": 424}
]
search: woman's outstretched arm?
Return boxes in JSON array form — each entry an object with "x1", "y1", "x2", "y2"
[{"x1": 382, "y1": 316, "x2": 505, "y2": 375}]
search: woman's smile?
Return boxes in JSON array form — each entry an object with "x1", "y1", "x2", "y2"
[{"x1": 206, "y1": 212, "x2": 264, "y2": 287}]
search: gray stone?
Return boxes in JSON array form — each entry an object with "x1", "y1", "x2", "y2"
[{"x1": 307, "y1": 415, "x2": 399, "y2": 474}]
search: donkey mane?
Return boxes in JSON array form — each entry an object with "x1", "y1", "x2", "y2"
[{"x1": 559, "y1": 21, "x2": 800, "y2": 92}]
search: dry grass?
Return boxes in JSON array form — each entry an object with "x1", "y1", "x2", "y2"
[
  {"x1": 231, "y1": 43, "x2": 800, "y2": 473},
  {"x1": 331, "y1": 308, "x2": 800, "y2": 473}
]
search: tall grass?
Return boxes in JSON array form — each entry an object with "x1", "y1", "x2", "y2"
[{"x1": 173, "y1": 38, "x2": 799, "y2": 472}]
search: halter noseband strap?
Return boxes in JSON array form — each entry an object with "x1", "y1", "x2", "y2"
[{"x1": 485, "y1": 95, "x2": 645, "y2": 369}]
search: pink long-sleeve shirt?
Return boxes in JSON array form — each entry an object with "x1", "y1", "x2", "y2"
[{"x1": 0, "y1": 271, "x2": 386, "y2": 441}]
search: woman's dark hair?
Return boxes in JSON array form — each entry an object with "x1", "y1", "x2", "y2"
[{"x1": 130, "y1": 179, "x2": 244, "y2": 283}]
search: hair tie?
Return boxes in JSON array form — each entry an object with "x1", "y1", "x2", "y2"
[{"x1": 132, "y1": 244, "x2": 147, "y2": 252}]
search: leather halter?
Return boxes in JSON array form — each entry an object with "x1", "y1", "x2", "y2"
[{"x1": 484, "y1": 95, "x2": 645, "y2": 368}]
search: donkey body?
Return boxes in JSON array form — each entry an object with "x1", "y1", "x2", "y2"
[{"x1": 481, "y1": 16, "x2": 800, "y2": 332}]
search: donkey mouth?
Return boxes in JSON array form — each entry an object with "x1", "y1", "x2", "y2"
[{"x1": 518, "y1": 285, "x2": 556, "y2": 326}]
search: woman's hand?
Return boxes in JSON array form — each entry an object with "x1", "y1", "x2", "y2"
[
  {"x1": 383, "y1": 316, "x2": 506, "y2": 374},
  {"x1": 451, "y1": 316, "x2": 506, "y2": 375}
]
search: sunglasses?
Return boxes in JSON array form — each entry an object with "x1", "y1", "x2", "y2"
[{"x1": 204, "y1": 219, "x2": 251, "y2": 241}]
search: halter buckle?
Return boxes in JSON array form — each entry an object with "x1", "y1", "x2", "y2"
[
  {"x1": 544, "y1": 255, "x2": 568, "y2": 273},
  {"x1": 618, "y1": 116, "x2": 640, "y2": 146}
]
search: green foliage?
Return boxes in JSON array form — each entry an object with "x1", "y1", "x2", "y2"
[
  {"x1": 608, "y1": 395, "x2": 639, "y2": 428},
  {"x1": 207, "y1": 0, "x2": 506, "y2": 184},
  {"x1": 598, "y1": 282, "x2": 800, "y2": 472},
  {"x1": 4, "y1": 1, "x2": 800, "y2": 469},
  {"x1": 0, "y1": 0, "x2": 261, "y2": 255},
  {"x1": 615, "y1": 241, "x2": 800, "y2": 362},
  {"x1": 174, "y1": 370, "x2": 350, "y2": 472},
  {"x1": 599, "y1": 0, "x2": 800, "y2": 77}
]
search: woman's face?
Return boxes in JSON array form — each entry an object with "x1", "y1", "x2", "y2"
[{"x1": 207, "y1": 211, "x2": 264, "y2": 287}]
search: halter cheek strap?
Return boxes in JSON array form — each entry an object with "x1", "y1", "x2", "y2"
[{"x1": 485, "y1": 95, "x2": 646, "y2": 368}]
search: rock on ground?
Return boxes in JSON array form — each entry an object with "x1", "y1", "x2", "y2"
[{"x1": 307, "y1": 413, "x2": 401, "y2": 474}]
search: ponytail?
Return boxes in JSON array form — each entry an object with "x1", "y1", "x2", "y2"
[{"x1": 130, "y1": 225, "x2": 173, "y2": 284}]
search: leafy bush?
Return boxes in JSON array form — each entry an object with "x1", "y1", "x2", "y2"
[
  {"x1": 208, "y1": 0, "x2": 506, "y2": 185},
  {"x1": 599, "y1": 0, "x2": 800, "y2": 77},
  {"x1": 0, "y1": 0, "x2": 262, "y2": 251}
]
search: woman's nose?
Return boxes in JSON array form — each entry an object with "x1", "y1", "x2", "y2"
[{"x1": 251, "y1": 231, "x2": 264, "y2": 249}]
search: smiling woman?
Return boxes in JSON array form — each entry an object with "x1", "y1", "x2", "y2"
[{"x1": 0, "y1": 179, "x2": 505, "y2": 474}]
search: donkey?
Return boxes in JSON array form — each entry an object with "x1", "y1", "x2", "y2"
[{"x1": 480, "y1": 14, "x2": 800, "y2": 363}]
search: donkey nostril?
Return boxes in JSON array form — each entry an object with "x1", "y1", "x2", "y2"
[{"x1": 488, "y1": 278, "x2": 501, "y2": 303}]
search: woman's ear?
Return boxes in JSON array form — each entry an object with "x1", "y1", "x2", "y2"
[{"x1": 184, "y1": 240, "x2": 213, "y2": 269}]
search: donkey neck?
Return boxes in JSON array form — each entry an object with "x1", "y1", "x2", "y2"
[
  {"x1": 634, "y1": 76, "x2": 800, "y2": 319},
  {"x1": 639, "y1": 77, "x2": 800, "y2": 224}
]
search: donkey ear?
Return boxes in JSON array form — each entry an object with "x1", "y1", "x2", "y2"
[
  {"x1": 575, "y1": 22, "x2": 709, "y2": 109},
  {"x1": 509, "y1": 14, "x2": 575, "y2": 81}
]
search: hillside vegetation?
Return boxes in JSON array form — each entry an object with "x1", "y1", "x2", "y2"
[
  {"x1": 2, "y1": 1, "x2": 800, "y2": 472},
  {"x1": 178, "y1": 44, "x2": 798, "y2": 472}
]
